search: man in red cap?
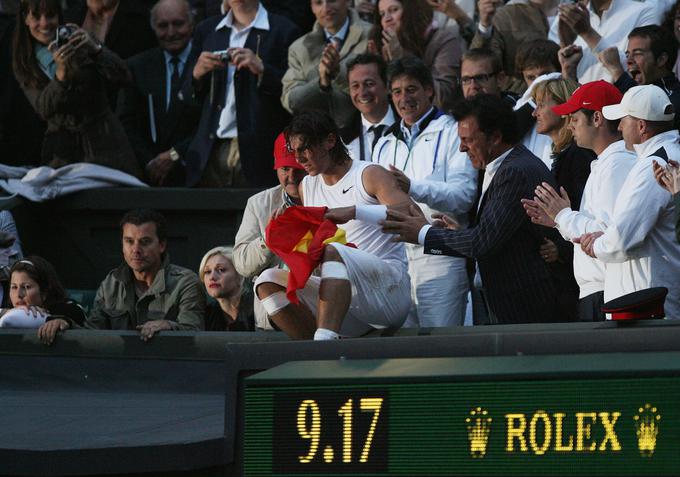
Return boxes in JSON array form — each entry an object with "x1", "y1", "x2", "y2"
[
  {"x1": 522, "y1": 80, "x2": 636, "y2": 321},
  {"x1": 232, "y1": 131, "x2": 306, "y2": 329}
]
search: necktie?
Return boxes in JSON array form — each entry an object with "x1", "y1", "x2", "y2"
[
  {"x1": 369, "y1": 124, "x2": 386, "y2": 152},
  {"x1": 169, "y1": 56, "x2": 181, "y2": 110},
  {"x1": 329, "y1": 35, "x2": 342, "y2": 51}
]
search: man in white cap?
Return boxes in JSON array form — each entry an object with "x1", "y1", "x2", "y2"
[{"x1": 578, "y1": 84, "x2": 680, "y2": 319}]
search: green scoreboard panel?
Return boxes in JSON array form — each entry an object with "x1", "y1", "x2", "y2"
[{"x1": 241, "y1": 353, "x2": 680, "y2": 476}]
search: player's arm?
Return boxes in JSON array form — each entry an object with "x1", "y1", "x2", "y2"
[{"x1": 325, "y1": 165, "x2": 420, "y2": 224}]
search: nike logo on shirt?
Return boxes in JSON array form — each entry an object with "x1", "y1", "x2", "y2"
[{"x1": 342, "y1": 186, "x2": 354, "y2": 194}]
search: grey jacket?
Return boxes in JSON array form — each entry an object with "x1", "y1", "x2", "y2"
[
  {"x1": 233, "y1": 185, "x2": 287, "y2": 279},
  {"x1": 84, "y1": 256, "x2": 205, "y2": 330},
  {"x1": 281, "y1": 9, "x2": 371, "y2": 132}
]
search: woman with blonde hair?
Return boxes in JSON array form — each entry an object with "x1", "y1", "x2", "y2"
[
  {"x1": 531, "y1": 77, "x2": 595, "y2": 322},
  {"x1": 532, "y1": 78, "x2": 596, "y2": 210},
  {"x1": 199, "y1": 247, "x2": 254, "y2": 332}
]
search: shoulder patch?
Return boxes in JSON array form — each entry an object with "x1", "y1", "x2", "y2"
[{"x1": 651, "y1": 147, "x2": 669, "y2": 162}]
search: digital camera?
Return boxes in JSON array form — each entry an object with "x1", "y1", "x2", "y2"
[
  {"x1": 213, "y1": 50, "x2": 231, "y2": 62},
  {"x1": 55, "y1": 25, "x2": 77, "y2": 48}
]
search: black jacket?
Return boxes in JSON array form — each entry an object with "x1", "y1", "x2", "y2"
[
  {"x1": 117, "y1": 46, "x2": 202, "y2": 184},
  {"x1": 182, "y1": 12, "x2": 301, "y2": 187}
]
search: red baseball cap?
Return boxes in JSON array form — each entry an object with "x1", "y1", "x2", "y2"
[
  {"x1": 551, "y1": 80, "x2": 623, "y2": 116},
  {"x1": 273, "y1": 132, "x2": 304, "y2": 170}
]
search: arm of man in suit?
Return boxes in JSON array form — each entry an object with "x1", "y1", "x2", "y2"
[{"x1": 387, "y1": 166, "x2": 531, "y2": 258}]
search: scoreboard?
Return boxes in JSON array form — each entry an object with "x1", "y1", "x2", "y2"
[{"x1": 240, "y1": 352, "x2": 680, "y2": 476}]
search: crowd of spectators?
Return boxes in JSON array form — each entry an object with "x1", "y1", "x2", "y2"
[{"x1": 1, "y1": 0, "x2": 680, "y2": 341}]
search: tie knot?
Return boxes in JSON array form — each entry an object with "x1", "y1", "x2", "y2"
[
  {"x1": 369, "y1": 124, "x2": 385, "y2": 134},
  {"x1": 170, "y1": 56, "x2": 180, "y2": 66}
]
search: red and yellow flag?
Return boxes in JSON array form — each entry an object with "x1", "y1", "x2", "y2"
[{"x1": 265, "y1": 206, "x2": 353, "y2": 304}]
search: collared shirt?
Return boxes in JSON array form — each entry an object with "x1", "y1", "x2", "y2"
[
  {"x1": 400, "y1": 106, "x2": 435, "y2": 150},
  {"x1": 478, "y1": 147, "x2": 513, "y2": 211},
  {"x1": 324, "y1": 16, "x2": 350, "y2": 46},
  {"x1": 550, "y1": 0, "x2": 659, "y2": 83},
  {"x1": 216, "y1": 4, "x2": 270, "y2": 138},
  {"x1": 35, "y1": 44, "x2": 56, "y2": 79},
  {"x1": 162, "y1": 41, "x2": 192, "y2": 109},
  {"x1": 347, "y1": 108, "x2": 396, "y2": 162}
]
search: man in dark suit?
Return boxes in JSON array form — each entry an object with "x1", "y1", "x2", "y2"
[
  {"x1": 382, "y1": 94, "x2": 562, "y2": 324},
  {"x1": 117, "y1": 0, "x2": 201, "y2": 186},
  {"x1": 182, "y1": 0, "x2": 300, "y2": 187}
]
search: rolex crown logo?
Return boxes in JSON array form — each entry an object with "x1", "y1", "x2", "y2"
[
  {"x1": 466, "y1": 407, "x2": 492, "y2": 458},
  {"x1": 633, "y1": 403, "x2": 661, "y2": 457}
]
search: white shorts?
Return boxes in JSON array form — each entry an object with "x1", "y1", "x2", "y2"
[
  {"x1": 255, "y1": 243, "x2": 411, "y2": 337},
  {"x1": 403, "y1": 243, "x2": 469, "y2": 328}
]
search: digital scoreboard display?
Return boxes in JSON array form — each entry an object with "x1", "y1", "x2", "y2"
[{"x1": 240, "y1": 354, "x2": 680, "y2": 476}]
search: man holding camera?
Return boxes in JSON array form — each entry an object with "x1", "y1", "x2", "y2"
[{"x1": 182, "y1": 0, "x2": 300, "y2": 187}]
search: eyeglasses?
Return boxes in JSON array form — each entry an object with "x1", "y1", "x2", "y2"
[{"x1": 460, "y1": 73, "x2": 496, "y2": 85}]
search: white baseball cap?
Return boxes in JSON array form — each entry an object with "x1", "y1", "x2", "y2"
[{"x1": 602, "y1": 85, "x2": 675, "y2": 122}]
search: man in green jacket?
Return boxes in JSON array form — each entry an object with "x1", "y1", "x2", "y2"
[{"x1": 39, "y1": 209, "x2": 205, "y2": 344}]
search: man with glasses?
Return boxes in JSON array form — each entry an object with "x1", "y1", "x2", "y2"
[{"x1": 460, "y1": 48, "x2": 516, "y2": 104}]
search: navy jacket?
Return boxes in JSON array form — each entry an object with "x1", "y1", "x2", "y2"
[
  {"x1": 183, "y1": 12, "x2": 300, "y2": 187},
  {"x1": 117, "y1": 47, "x2": 202, "y2": 184},
  {"x1": 424, "y1": 144, "x2": 563, "y2": 324}
]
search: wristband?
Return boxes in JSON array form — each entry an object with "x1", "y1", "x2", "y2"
[{"x1": 355, "y1": 204, "x2": 387, "y2": 225}]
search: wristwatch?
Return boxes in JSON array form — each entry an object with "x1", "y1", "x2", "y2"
[{"x1": 168, "y1": 148, "x2": 180, "y2": 162}]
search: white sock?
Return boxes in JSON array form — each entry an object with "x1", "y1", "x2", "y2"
[{"x1": 314, "y1": 328, "x2": 340, "y2": 341}]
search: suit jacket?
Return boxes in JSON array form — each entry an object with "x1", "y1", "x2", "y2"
[
  {"x1": 116, "y1": 46, "x2": 201, "y2": 184},
  {"x1": 424, "y1": 144, "x2": 562, "y2": 324},
  {"x1": 183, "y1": 12, "x2": 301, "y2": 187}
]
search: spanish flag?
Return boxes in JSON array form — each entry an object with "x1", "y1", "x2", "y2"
[{"x1": 265, "y1": 206, "x2": 353, "y2": 304}]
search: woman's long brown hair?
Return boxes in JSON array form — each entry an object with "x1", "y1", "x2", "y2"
[
  {"x1": 12, "y1": 0, "x2": 63, "y2": 89},
  {"x1": 370, "y1": 0, "x2": 433, "y2": 58}
]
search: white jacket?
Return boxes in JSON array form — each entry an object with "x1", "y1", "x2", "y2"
[
  {"x1": 593, "y1": 131, "x2": 680, "y2": 318},
  {"x1": 372, "y1": 111, "x2": 477, "y2": 222},
  {"x1": 555, "y1": 140, "x2": 636, "y2": 298}
]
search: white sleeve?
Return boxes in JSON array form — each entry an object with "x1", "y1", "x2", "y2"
[
  {"x1": 555, "y1": 158, "x2": 632, "y2": 239},
  {"x1": 555, "y1": 209, "x2": 605, "y2": 241},
  {"x1": 593, "y1": 160, "x2": 671, "y2": 262},
  {"x1": 0, "y1": 308, "x2": 48, "y2": 328},
  {"x1": 409, "y1": 139, "x2": 477, "y2": 215}
]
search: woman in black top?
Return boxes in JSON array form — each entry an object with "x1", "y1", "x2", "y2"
[
  {"x1": 0, "y1": 256, "x2": 85, "y2": 328},
  {"x1": 199, "y1": 247, "x2": 255, "y2": 332},
  {"x1": 532, "y1": 77, "x2": 596, "y2": 322}
]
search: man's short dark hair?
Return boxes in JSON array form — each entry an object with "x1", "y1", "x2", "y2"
[
  {"x1": 628, "y1": 25, "x2": 678, "y2": 72},
  {"x1": 347, "y1": 53, "x2": 388, "y2": 85},
  {"x1": 452, "y1": 94, "x2": 518, "y2": 144},
  {"x1": 120, "y1": 209, "x2": 168, "y2": 243},
  {"x1": 462, "y1": 48, "x2": 503, "y2": 74},
  {"x1": 387, "y1": 56, "x2": 434, "y2": 90},
  {"x1": 515, "y1": 39, "x2": 560, "y2": 73},
  {"x1": 284, "y1": 111, "x2": 349, "y2": 164},
  {"x1": 579, "y1": 108, "x2": 620, "y2": 135}
]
